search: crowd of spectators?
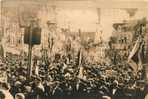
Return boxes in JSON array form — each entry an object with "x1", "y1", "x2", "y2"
[{"x1": 0, "y1": 52, "x2": 147, "y2": 99}]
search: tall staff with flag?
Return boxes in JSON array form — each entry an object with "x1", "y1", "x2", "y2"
[
  {"x1": 128, "y1": 25, "x2": 145, "y2": 75},
  {"x1": 128, "y1": 37, "x2": 144, "y2": 71}
]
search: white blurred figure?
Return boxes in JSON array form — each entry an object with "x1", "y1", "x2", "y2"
[
  {"x1": 47, "y1": 20, "x2": 65, "y2": 57},
  {"x1": 94, "y1": 24, "x2": 103, "y2": 44},
  {"x1": 47, "y1": 20, "x2": 57, "y2": 55},
  {"x1": 71, "y1": 35, "x2": 81, "y2": 60},
  {"x1": 78, "y1": 66, "x2": 84, "y2": 79}
]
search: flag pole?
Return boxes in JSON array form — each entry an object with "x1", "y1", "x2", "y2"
[{"x1": 28, "y1": 21, "x2": 33, "y2": 78}]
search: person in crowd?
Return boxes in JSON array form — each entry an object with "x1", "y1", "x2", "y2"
[
  {"x1": 0, "y1": 25, "x2": 147, "y2": 99},
  {"x1": 0, "y1": 82, "x2": 14, "y2": 99}
]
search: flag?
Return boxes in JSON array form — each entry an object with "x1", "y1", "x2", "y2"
[
  {"x1": 128, "y1": 37, "x2": 144, "y2": 73},
  {"x1": 77, "y1": 48, "x2": 82, "y2": 66},
  {"x1": 35, "y1": 66, "x2": 39, "y2": 76}
]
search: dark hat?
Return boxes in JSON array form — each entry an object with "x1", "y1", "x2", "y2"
[{"x1": 47, "y1": 20, "x2": 56, "y2": 25}]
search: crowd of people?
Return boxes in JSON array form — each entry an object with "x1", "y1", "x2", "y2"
[
  {"x1": 0, "y1": 18, "x2": 147, "y2": 99},
  {"x1": 0, "y1": 52, "x2": 147, "y2": 99}
]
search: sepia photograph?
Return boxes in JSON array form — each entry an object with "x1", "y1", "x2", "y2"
[{"x1": 0, "y1": 0, "x2": 148, "y2": 99}]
